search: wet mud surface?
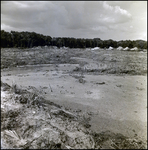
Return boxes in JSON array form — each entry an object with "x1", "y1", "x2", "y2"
[{"x1": 1, "y1": 47, "x2": 147, "y2": 149}]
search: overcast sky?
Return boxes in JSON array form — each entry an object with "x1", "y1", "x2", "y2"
[{"x1": 1, "y1": 1, "x2": 147, "y2": 41}]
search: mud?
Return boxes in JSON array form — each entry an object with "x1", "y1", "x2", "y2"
[
  {"x1": 1, "y1": 47, "x2": 147, "y2": 149},
  {"x1": 1, "y1": 82, "x2": 147, "y2": 149}
]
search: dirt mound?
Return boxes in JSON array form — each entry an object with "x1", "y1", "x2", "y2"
[
  {"x1": 1, "y1": 82, "x2": 147, "y2": 149},
  {"x1": 1, "y1": 47, "x2": 147, "y2": 75}
]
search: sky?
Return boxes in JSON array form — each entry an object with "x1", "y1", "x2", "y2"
[{"x1": 1, "y1": 1, "x2": 147, "y2": 41}]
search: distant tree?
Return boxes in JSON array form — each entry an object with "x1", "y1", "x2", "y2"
[
  {"x1": 127, "y1": 40, "x2": 133, "y2": 48},
  {"x1": 117, "y1": 40, "x2": 123, "y2": 48},
  {"x1": 45, "y1": 36, "x2": 52, "y2": 46},
  {"x1": 1, "y1": 30, "x2": 11, "y2": 47},
  {"x1": 11, "y1": 31, "x2": 21, "y2": 47},
  {"x1": 56, "y1": 38, "x2": 62, "y2": 48},
  {"x1": 93, "y1": 38, "x2": 104, "y2": 48},
  {"x1": 1, "y1": 30, "x2": 147, "y2": 49},
  {"x1": 133, "y1": 40, "x2": 147, "y2": 49},
  {"x1": 103, "y1": 39, "x2": 115, "y2": 48},
  {"x1": 51, "y1": 37, "x2": 57, "y2": 46},
  {"x1": 76, "y1": 38, "x2": 86, "y2": 48},
  {"x1": 68, "y1": 38, "x2": 77, "y2": 48},
  {"x1": 62, "y1": 38, "x2": 68, "y2": 47},
  {"x1": 85, "y1": 39, "x2": 92, "y2": 48}
]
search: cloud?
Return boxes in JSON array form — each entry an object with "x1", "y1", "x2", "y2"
[
  {"x1": 102, "y1": 2, "x2": 132, "y2": 24},
  {"x1": 103, "y1": 1, "x2": 113, "y2": 11},
  {"x1": 1, "y1": 1, "x2": 147, "y2": 40}
]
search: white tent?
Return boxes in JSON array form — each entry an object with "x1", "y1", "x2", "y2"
[
  {"x1": 130, "y1": 47, "x2": 138, "y2": 51},
  {"x1": 107, "y1": 46, "x2": 113, "y2": 50},
  {"x1": 123, "y1": 47, "x2": 129, "y2": 51},
  {"x1": 117, "y1": 46, "x2": 123, "y2": 50},
  {"x1": 91, "y1": 47, "x2": 100, "y2": 50}
]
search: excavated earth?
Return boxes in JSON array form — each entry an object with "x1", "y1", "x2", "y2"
[{"x1": 1, "y1": 47, "x2": 147, "y2": 149}]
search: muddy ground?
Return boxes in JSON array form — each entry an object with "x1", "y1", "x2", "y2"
[{"x1": 1, "y1": 47, "x2": 147, "y2": 149}]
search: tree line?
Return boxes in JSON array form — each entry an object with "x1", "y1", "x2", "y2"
[{"x1": 1, "y1": 30, "x2": 147, "y2": 49}]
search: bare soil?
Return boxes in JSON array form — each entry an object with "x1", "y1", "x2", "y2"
[{"x1": 1, "y1": 47, "x2": 147, "y2": 149}]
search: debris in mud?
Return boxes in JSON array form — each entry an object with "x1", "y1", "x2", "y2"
[
  {"x1": 136, "y1": 87, "x2": 144, "y2": 90},
  {"x1": 6, "y1": 74, "x2": 11, "y2": 76},
  {"x1": 96, "y1": 82, "x2": 105, "y2": 85},
  {"x1": 116, "y1": 84, "x2": 122, "y2": 87},
  {"x1": 73, "y1": 66, "x2": 81, "y2": 71},
  {"x1": 12, "y1": 84, "x2": 22, "y2": 94},
  {"x1": 49, "y1": 84, "x2": 53, "y2": 92},
  {"x1": 1, "y1": 82, "x2": 11, "y2": 91},
  {"x1": 19, "y1": 96, "x2": 28, "y2": 104},
  {"x1": 50, "y1": 109, "x2": 78, "y2": 120},
  {"x1": 86, "y1": 91, "x2": 93, "y2": 94},
  {"x1": 71, "y1": 74, "x2": 85, "y2": 79},
  {"x1": 78, "y1": 78, "x2": 86, "y2": 84}
]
